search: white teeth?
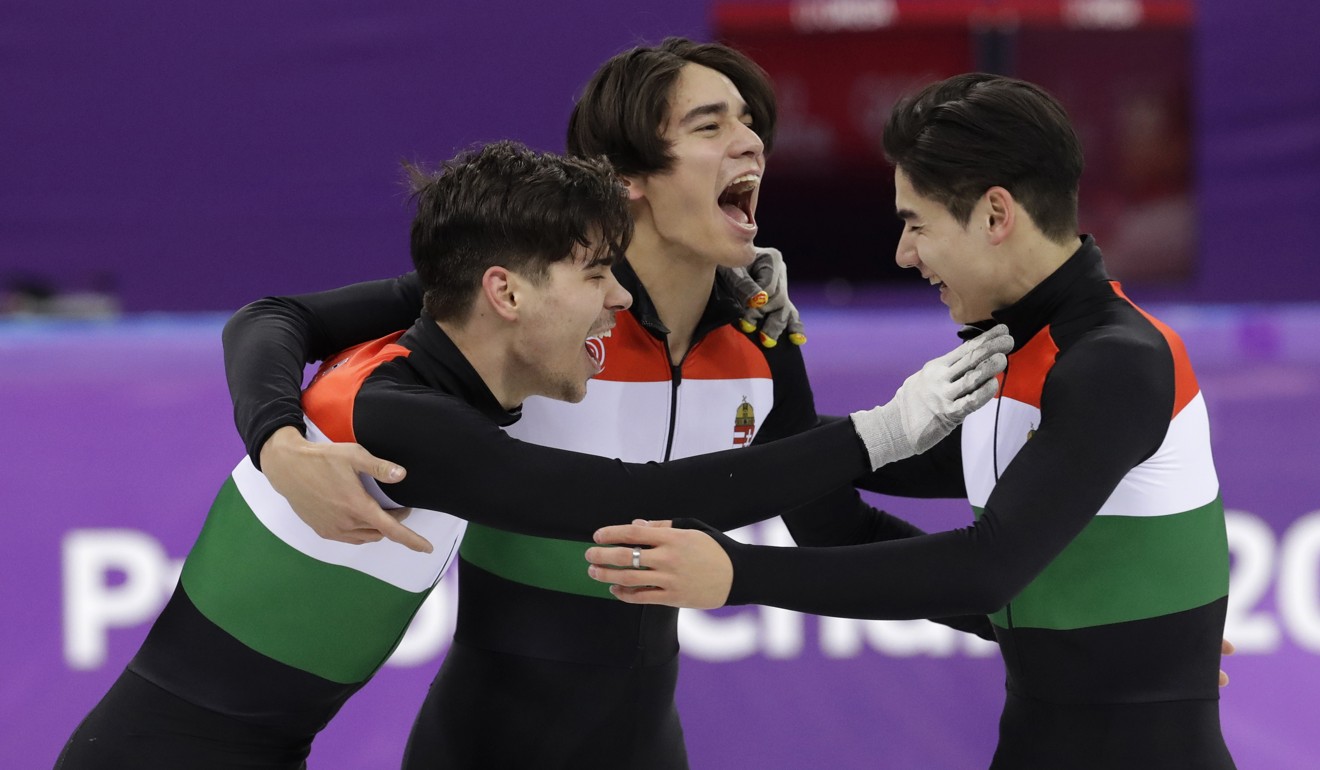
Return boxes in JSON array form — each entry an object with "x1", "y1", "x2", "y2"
[{"x1": 724, "y1": 173, "x2": 760, "y2": 193}]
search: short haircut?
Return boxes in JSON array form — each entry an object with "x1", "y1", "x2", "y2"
[
  {"x1": 566, "y1": 37, "x2": 777, "y2": 177},
  {"x1": 408, "y1": 141, "x2": 632, "y2": 322},
  {"x1": 883, "y1": 73, "x2": 1084, "y2": 242}
]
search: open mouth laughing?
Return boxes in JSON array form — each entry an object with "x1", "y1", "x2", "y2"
[
  {"x1": 718, "y1": 173, "x2": 759, "y2": 232},
  {"x1": 585, "y1": 328, "x2": 612, "y2": 373}
]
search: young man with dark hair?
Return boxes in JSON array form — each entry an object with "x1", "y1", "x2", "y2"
[
  {"x1": 588, "y1": 73, "x2": 1235, "y2": 769},
  {"x1": 220, "y1": 39, "x2": 1008, "y2": 769},
  {"x1": 57, "y1": 139, "x2": 1008, "y2": 769}
]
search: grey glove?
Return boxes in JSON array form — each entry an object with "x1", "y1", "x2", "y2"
[
  {"x1": 850, "y1": 325, "x2": 1013, "y2": 470},
  {"x1": 721, "y1": 247, "x2": 806, "y2": 347}
]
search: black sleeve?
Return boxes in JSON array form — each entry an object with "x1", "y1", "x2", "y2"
[
  {"x1": 853, "y1": 427, "x2": 967, "y2": 499},
  {"x1": 752, "y1": 342, "x2": 925, "y2": 547},
  {"x1": 222, "y1": 273, "x2": 422, "y2": 466},
  {"x1": 714, "y1": 336, "x2": 1173, "y2": 621},
  {"x1": 817, "y1": 413, "x2": 967, "y2": 497},
  {"x1": 352, "y1": 381, "x2": 874, "y2": 541},
  {"x1": 746, "y1": 341, "x2": 995, "y2": 639}
]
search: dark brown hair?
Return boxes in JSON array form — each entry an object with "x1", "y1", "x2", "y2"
[
  {"x1": 883, "y1": 73, "x2": 1084, "y2": 242},
  {"x1": 408, "y1": 141, "x2": 632, "y2": 322},
  {"x1": 566, "y1": 37, "x2": 777, "y2": 176}
]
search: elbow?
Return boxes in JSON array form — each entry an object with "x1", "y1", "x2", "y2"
[
  {"x1": 221, "y1": 304, "x2": 248, "y2": 344},
  {"x1": 221, "y1": 299, "x2": 271, "y2": 344},
  {"x1": 221, "y1": 297, "x2": 298, "y2": 349}
]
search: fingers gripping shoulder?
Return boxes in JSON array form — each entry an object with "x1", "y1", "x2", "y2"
[
  {"x1": 727, "y1": 247, "x2": 807, "y2": 347},
  {"x1": 850, "y1": 325, "x2": 1011, "y2": 469},
  {"x1": 945, "y1": 324, "x2": 1012, "y2": 417}
]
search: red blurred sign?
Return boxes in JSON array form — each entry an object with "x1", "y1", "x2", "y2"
[
  {"x1": 715, "y1": 0, "x2": 1195, "y2": 282},
  {"x1": 726, "y1": 28, "x2": 972, "y2": 172},
  {"x1": 715, "y1": 0, "x2": 1192, "y2": 34}
]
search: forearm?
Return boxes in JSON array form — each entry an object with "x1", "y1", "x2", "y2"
[
  {"x1": 719, "y1": 527, "x2": 1023, "y2": 620},
  {"x1": 367, "y1": 399, "x2": 875, "y2": 542},
  {"x1": 853, "y1": 429, "x2": 967, "y2": 499},
  {"x1": 223, "y1": 297, "x2": 322, "y2": 464},
  {"x1": 780, "y1": 485, "x2": 925, "y2": 547},
  {"x1": 777, "y1": 491, "x2": 996, "y2": 639}
]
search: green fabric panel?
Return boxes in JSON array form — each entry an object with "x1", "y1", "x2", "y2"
[
  {"x1": 980, "y1": 496, "x2": 1229, "y2": 630},
  {"x1": 460, "y1": 523, "x2": 615, "y2": 600},
  {"x1": 181, "y1": 477, "x2": 429, "y2": 683}
]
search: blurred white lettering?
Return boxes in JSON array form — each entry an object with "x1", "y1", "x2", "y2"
[
  {"x1": 1279, "y1": 511, "x2": 1320, "y2": 652},
  {"x1": 62, "y1": 510, "x2": 1318, "y2": 671},
  {"x1": 62, "y1": 530, "x2": 178, "y2": 669},
  {"x1": 1224, "y1": 510, "x2": 1282, "y2": 652}
]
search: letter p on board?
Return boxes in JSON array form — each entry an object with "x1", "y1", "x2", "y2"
[{"x1": 63, "y1": 529, "x2": 169, "y2": 669}]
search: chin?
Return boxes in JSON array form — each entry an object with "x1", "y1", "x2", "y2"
[
  {"x1": 563, "y1": 378, "x2": 591, "y2": 404},
  {"x1": 721, "y1": 243, "x2": 757, "y2": 269},
  {"x1": 539, "y1": 373, "x2": 589, "y2": 404}
]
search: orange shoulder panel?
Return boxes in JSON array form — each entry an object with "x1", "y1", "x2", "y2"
[
  {"x1": 1110, "y1": 282, "x2": 1200, "y2": 418},
  {"x1": 301, "y1": 331, "x2": 410, "y2": 442},
  {"x1": 1000, "y1": 328, "x2": 1060, "y2": 410}
]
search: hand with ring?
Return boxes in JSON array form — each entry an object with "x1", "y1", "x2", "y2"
[{"x1": 585, "y1": 519, "x2": 733, "y2": 609}]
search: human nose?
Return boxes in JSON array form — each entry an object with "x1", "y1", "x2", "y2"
[
  {"x1": 732, "y1": 121, "x2": 765, "y2": 159},
  {"x1": 895, "y1": 229, "x2": 919, "y2": 270},
  {"x1": 605, "y1": 272, "x2": 632, "y2": 312}
]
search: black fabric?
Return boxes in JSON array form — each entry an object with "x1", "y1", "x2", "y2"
[
  {"x1": 992, "y1": 691, "x2": 1234, "y2": 769},
  {"x1": 402, "y1": 643, "x2": 688, "y2": 770},
  {"x1": 453, "y1": 558, "x2": 679, "y2": 667},
  {"x1": 55, "y1": 670, "x2": 311, "y2": 770},
  {"x1": 128, "y1": 584, "x2": 359, "y2": 734},
  {"x1": 997, "y1": 597, "x2": 1228, "y2": 705}
]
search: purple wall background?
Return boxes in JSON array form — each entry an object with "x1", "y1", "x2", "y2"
[
  {"x1": 4, "y1": 1, "x2": 1320, "y2": 767},
  {"x1": 2, "y1": 0, "x2": 709, "y2": 310},
  {"x1": 3, "y1": 0, "x2": 1319, "y2": 309},
  {"x1": 4, "y1": 304, "x2": 1319, "y2": 768}
]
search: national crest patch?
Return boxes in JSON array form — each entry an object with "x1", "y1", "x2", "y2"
[{"x1": 733, "y1": 397, "x2": 756, "y2": 446}]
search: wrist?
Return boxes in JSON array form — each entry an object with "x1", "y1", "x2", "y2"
[
  {"x1": 258, "y1": 425, "x2": 309, "y2": 471},
  {"x1": 849, "y1": 404, "x2": 914, "y2": 471}
]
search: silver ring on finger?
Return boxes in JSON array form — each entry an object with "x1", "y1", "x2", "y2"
[{"x1": 632, "y1": 546, "x2": 642, "y2": 570}]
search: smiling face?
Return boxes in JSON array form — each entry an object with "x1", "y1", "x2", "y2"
[
  {"x1": 893, "y1": 167, "x2": 1005, "y2": 324},
  {"x1": 512, "y1": 244, "x2": 632, "y2": 404},
  {"x1": 628, "y1": 63, "x2": 765, "y2": 269}
]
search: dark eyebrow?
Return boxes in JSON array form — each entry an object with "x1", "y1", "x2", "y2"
[
  {"x1": 582, "y1": 248, "x2": 616, "y2": 271},
  {"x1": 679, "y1": 102, "x2": 728, "y2": 126},
  {"x1": 895, "y1": 208, "x2": 917, "y2": 221}
]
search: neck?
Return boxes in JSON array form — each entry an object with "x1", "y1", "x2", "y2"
[
  {"x1": 626, "y1": 238, "x2": 717, "y2": 364},
  {"x1": 998, "y1": 233, "x2": 1083, "y2": 309},
  {"x1": 437, "y1": 316, "x2": 525, "y2": 410}
]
